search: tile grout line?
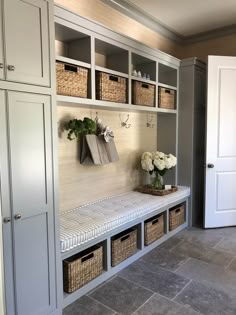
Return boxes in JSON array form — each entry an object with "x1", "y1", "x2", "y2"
[
  {"x1": 117, "y1": 275, "x2": 156, "y2": 294},
  {"x1": 169, "y1": 238, "x2": 185, "y2": 252},
  {"x1": 88, "y1": 275, "x2": 118, "y2": 295},
  {"x1": 171, "y1": 279, "x2": 192, "y2": 301},
  {"x1": 225, "y1": 254, "x2": 236, "y2": 270},
  {"x1": 212, "y1": 237, "x2": 224, "y2": 250},
  {"x1": 87, "y1": 294, "x2": 117, "y2": 314},
  {"x1": 174, "y1": 257, "x2": 191, "y2": 272},
  {"x1": 130, "y1": 292, "x2": 156, "y2": 315}
]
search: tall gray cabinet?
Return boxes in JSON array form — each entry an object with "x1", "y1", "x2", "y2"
[
  {"x1": 178, "y1": 58, "x2": 206, "y2": 227},
  {"x1": 0, "y1": 1, "x2": 60, "y2": 315}
]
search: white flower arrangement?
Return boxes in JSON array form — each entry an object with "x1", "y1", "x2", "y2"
[{"x1": 141, "y1": 151, "x2": 177, "y2": 175}]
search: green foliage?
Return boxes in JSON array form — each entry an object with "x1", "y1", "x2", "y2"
[{"x1": 65, "y1": 117, "x2": 96, "y2": 140}]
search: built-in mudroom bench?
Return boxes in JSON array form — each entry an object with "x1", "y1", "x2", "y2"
[{"x1": 60, "y1": 187, "x2": 190, "y2": 307}]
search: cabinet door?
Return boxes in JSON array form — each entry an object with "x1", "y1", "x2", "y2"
[
  {"x1": 7, "y1": 91, "x2": 56, "y2": 315},
  {"x1": 4, "y1": 0, "x2": 50, "y2": 86},
  {"x1": 0, "y1": 0, "x2": 4, "y2": 80}
]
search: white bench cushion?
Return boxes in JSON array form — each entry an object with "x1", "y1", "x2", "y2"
[{"x1": 60, "y1": 186, "x2": 190, "y2": 252}]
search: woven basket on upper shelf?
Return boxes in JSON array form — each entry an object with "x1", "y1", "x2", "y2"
[
  {"x1": 132, "y1": 81, "x2": 155, "y2": 107},
  {"x1": 144, "y1": 213, "x2": 164, "y2": 246},
  {"x1": 96, "y1": 71, "x2": 127, "y2": 103},
  {"x1": 111, "y1": 228, "x2": 137, "y2": 267},
  {"x1": 63, "y1": 245, "x2": 103, "y2": 293},
  {"x1": 158, "y1": 87, "x2": 175, "y2": 109},
  {"x1": 169, "y1": 204, "x2": 185, "y2": 231},
  {"x1": 56, "y1": 61, "x2": 88, "y2": 98}
]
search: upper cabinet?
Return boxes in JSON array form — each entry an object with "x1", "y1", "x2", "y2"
[
  {"x1": 3, "y1": 0, "x2": 50, "y2": 86},
  {"x1": 0, "y1": 0, "x2": 4, "y2": 80}
]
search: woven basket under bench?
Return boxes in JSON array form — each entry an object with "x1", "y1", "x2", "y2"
[
  {"x1": 169, "y1": 204, "x2": 185, "y2": 231},
  {"x1": 144, "y1": 213, "x2": 165, "y2": 246},
  {"x1": 63, "y1": 245, "x2": 103, "y2": 293},
  {"x1": 111, "y1": 228, "x2": 137, "y2": 267}
]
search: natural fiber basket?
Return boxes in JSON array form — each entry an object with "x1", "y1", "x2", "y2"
[
  {"x1": 169, "y1": 205, "x2": 185, "y2": 231},
  {"x1": 111, "y1": 228, "x2": 137, "y2": 267},
  {"x1": 63, "y1": 245, "x2": 103, "y2": 293},
  {"x1": 56, "y1": 61, "x2": 88, "y2": 98},
  {"x1": 158, "y1": 87, "x2": 175, "y2": 109},
  {"x1": 136, "y1": 185, "x2": 178, "y2": 196},
  {"x1": 96, "y1": 71, "x2": 127, "y2": 103},
  {"x1": 144, "y1": 214, "x2": 165, "y2": 246},
  {"x1": 132, "y1": 81, "x2": 155, "y2": 107}
]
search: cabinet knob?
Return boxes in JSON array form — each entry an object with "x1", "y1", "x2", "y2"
[
  {"x1": 3, "y1": 217, "x2": 11, "y2": 223},
  {"x1": 14, "y1": 214, "x2": 22, "y2": 220},
  {"x1": 0, "y1": 63, "x2": 3, "y2": 69},
  {"x1": 207, "y1": 163, "x2": 214, "y2": 168},
  {"x1": 7, "y1": 65, "x2": 15, "y2": 71}
]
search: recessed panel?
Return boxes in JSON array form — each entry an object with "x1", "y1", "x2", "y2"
[
  {"x1": 218, "y1": 68, "x2": 236, "y2": 157},
  {"x1": 217, "y1": 172, "x2": 236, "y2": 211}
]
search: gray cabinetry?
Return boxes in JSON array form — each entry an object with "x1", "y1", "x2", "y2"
[
  {"x1": 3, "y1": 0, "x2": 50, "y2": 86},
  {"x1": 0, "y1": 91, "x2": 57, "y2": 314},
  {"x1": 0, "y1": 0, "x2": 4, "y2": 80},
  {"x1": 178, "y1": 58, "x2": 206, "y2": 227}
]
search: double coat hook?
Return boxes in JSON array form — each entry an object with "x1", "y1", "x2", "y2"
[{"x1": 119, "y1": 114, "x2": 131, "y2": 128}]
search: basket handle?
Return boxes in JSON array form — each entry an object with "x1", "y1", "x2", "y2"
[
  {"x1": 109, "y1": 75, "x2": 119, "y2": 82},
  {"x1": 81, "y1": 252, "x2": 94, "y2": 263},
  {"x1": 141, "y1": 83, "x2": 149, "y2": 89},
  {"x1": 64, "y1": 64, "x2": 77, "y2": 73},
  {"x1": 152, "y1": 218, "x2": 159, "y2": 225},
  {"x1": 175, "y1": 208, "x2": 181, "y2": 213},
  {"x1": 120, "y1": 234, "x2": 130, "y2": 242},
  {"x1": 164, "y1": 89, "x2": 171, "y2": 94}
]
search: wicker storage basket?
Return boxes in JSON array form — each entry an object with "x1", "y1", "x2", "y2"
[
  {"x1": 158, "y1": 87, "x2": 175, "y2": 109},
  {"x1": 63, "y1": 245, "x2": 103, "y2": 293},
  {"x1": 132, "y1": 81, "x2": 155, "y2": 107},
  {"x1": 111, "y1": 228, "x2": 137, "y2": 267},
  {"x1": 96, "y1": 71, "x2": 127, "y2": 103},
  {"x1": 56, "y1": 61, "x2": 88, "y2": 98},
  {"x1": 169, "y1": 205, "x2": 185, "y2": 231},
  {"x1": 144, "y1": 214, "x2": 164, "y2": 246}
]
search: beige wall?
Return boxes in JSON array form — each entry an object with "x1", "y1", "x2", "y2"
[
  {"x1": 55, "y1": 0, "x2": 236, "y2": 62},
  {"x1": 57, "y1": 107, "x2": 157, "y2": 211}
]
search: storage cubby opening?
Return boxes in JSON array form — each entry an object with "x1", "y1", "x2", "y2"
[
  {"x1": 132, "y1": 80, "x2": 156, "y2": 107},
  {"x1": 158, "y1": 86, "x2": 177, "y2": 110},
  {"x1": 169, "y1": 203, "x2": 186, "y2": 231},
  {"x1": 132, "y1": 53, "x2": 156, "y2": 82},
  {"x1": 158, "y1": 63, "x2": 177, "y2": 87},
  {"x1": 55, "y1": 23, "x2": 91, "y2": 64},
  {"x1": 95, "y1": 39, "x2": 129, "y2": 74},
  {"x1": 144, "y1": 212, "x2": 166, "y2": 246}
]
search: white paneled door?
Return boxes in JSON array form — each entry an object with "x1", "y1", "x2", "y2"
[{"x1": 205, "y1": 56, "x2": 236, "y2": 228}]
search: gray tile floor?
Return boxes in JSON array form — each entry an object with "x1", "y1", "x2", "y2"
[{"x1": 63, "y1": 227, "x2": 236, "y2": 315}]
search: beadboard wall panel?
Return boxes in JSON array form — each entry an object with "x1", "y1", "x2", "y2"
[
  {"x1": 57, "y1": 106, "x2": 157, "y2": 212},
  {"x1": 54, "y1": 0, "x2": 182, "y2": 58}
]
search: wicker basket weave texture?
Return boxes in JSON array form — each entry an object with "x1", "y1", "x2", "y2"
[
  {"x1": 56, "y1": 62, "x2": 88, "y2": 98},
  {"x1": 144, "y1": 214, "x2": 164, "y2": 246},
  {"x1": 158, "y1": 87, "x2": 175, "y2": 109},
  {"x1": 96, "y1": 72, "x2": 127, "y2": 103},
  {"x1": 111, "y1": 228, "x2": 137, "y2": 267},
  {"x1": 169, "y1": 205, "x2": 185, "y2": 231},
  {"x1": 132, "y1": 81, "x2": 155, "y2": 107},
  {"x1": 63, "y1": 245, "x2": 103, "y2": 293}
]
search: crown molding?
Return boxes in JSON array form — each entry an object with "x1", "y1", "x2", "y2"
[{"x1": 102, "y1": 0, "x2": 236, "y2": 45}]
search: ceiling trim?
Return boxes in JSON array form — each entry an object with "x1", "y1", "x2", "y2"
[{"x1": 101, "y1": 0, "x2": 236, "y2": 45}]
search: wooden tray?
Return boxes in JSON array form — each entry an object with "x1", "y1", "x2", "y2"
[{"x1": 136, "y1": 185, "x2": 178, "y2": 196}]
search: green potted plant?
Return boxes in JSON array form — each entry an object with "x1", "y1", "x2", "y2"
[{"x1": 65, "y1": 117, "x2": 96, "y2": 140}]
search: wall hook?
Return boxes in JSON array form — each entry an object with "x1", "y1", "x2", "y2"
[
  {"x1": 147, "y1": 114, "x2": 154, "y2": 128},
  {"x1": 119, "y1": 114, "x2": 131, "y2": 128}
]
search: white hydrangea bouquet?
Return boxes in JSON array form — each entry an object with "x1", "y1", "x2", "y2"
[{"x1": 141, "y1": 151, "x2": 177, "y2": 190}]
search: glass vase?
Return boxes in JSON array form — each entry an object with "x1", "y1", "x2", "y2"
[{"x1": 152, "y1": 173, "x2": 164, "y2": 190}]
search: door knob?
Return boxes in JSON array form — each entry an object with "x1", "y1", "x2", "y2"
[
  {"x1": 207, "y1": 163, "x2": 214, "y2": 168},
  {"x1": 3, "y1": 217, "x2": 11, "y2": 223},
  {"x1": 14, "y1": 214, "x2": 22, "y2": 220},
  {"x1": 0, "y1": 63, "x2": 3, "y2": 69},
  {"x1": 7, "y1": 65, "x2": 15, "y2": 71}
]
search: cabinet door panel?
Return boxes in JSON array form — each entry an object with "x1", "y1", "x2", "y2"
[
  {"x1": 4, "y1": 0, "x2": 50, "y2": 86},
  {"x1": 0, "y1": 0, "x2": 4, "y2": 80},
  {"x1": 7, "y1": 91, "x2": 56, "y2": 315}
]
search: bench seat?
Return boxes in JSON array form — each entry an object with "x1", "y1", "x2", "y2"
[{"x1": 60, "y1": 186, "x2": 190, "y2": 253}]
